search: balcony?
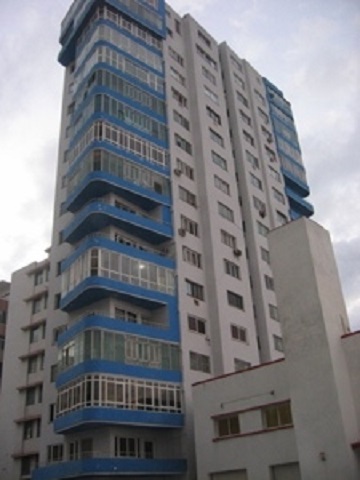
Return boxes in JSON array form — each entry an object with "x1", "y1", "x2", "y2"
[
  {"x1": 282, "y1": 168, "x2": 310, "y2": 198},
  {"x1": 285, "y1": 187, "x2": 314, "y2": 218},
  {"x1": 57, "y1": 312, "x2": 179, "y2": 347},
  {"x1": 33, "y1": 457, "x2": 187, "y2": 480},
  {"x1": 54, "y1": 407, "x2": 184, "y2": 434},
  {"x1": 65, "y1": 171, "x2": 170, "y2": 213},
  {"x1": 62, "y1": 201, "x2": 173, "y2": 245},
  {"x1": 60, "y1": 276, "x2": 177, "y2": 312}
]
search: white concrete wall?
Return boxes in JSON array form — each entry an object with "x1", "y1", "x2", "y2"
[{"x1": 268, "y1": 218, "x2": 359, "y2": 479}]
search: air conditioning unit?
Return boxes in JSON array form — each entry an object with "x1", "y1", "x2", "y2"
[
  {"x1": 259, "y1": 207, "x2": 266, "y2": 218},
  {"x1": 233, "y1": 249, "x2": 242, "y2": 257},
  {"x1": 178, "y1": 228, "x2": 186, "y2": 237},
  {"x1": 174, "y1": 168, "x2": 182, "y2": 176},
  {"x1": 194, "y1": 299, "x2": 199, "y2": 306}
]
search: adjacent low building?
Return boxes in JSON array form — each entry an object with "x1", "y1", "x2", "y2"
[{"x1": 193, "y1": 218, "x2": 360, "y2": 480}]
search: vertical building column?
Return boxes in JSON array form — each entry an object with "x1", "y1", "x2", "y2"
[{"x1": 268, "y1": 218, "x2": 358, "y2": 480}]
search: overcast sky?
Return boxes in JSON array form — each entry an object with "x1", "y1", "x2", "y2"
[{"x1": 1, "y1": 0, "x2": 359, "y2": 327}]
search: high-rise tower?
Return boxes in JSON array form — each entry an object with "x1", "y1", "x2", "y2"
[{"x1": 0, "y1": 1, "x2": 313, "y2": 479}]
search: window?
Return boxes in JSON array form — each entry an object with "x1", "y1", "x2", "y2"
[
  {"x1": 265, "y1": 146, "x2": 276, "y2": 163},
  {"x1": 246, "y1": 150, "x2": 259, "y2": 169},
  {"x1": 273, "y1": 335, "x2": 284, "y2": 352},
  {"x1": 253, "y1": 196, "x2": 266, "y2": 215},
  {"x1": 54, "y1": 293, "x2": 61, "y2": 310},
  {"x1": 243, "y1": 130, "x2": 255, "y2": 146},
  {"x1": 269, "y1": 165, "x2": 281, "y2": 182},
  {"x1": 172, "y1": 87, "x2": 187, "y2": 107},
  {"x1": 254, "y1": 89, "x2": 265, "y2": 106},
  {"x1": 20, "y1": 455, "x2": 38, "y2": 477},
  {"x1": 185, "y1": 279, "x2": 204, "y2": 301},
  {"x1": 265, "y1": 275, "x2": 275, "y2": 291},
  {"x1": 237, "y1": 91, "x2": 248, "y2": 107},
  {"x1": 25, "y1": 385, "x2": 42, "y2": 406},
  {"x1": 214, "y1": 175, "x2": 230, "y2": 195},
  {"x1": 218, "y1": 202, "x2": 234, "y2": 222},
  {"x1": 173, "y1": 110, "x2": 190, "y2": 130},
  {"x1": 29, "y1": 324, "x2": 45, "y2": 343},
  {"x1": 234, "y1": 358, "x2": 251, "y2": 371},
  {"x1": 210, "y1": 129, "x2": 224, "y2": 147},
  {"x1": 28, "y1": 356, "x2": 38, "y2": 374},
  {"x1": 224, "y1": 259, "x2": 241, "y2": 279},
  {"x1": 240, "y1": 110, "x2": 251, "y2": 126},
  {"x1": 189, "y1": 351, "x2": 211, "y2": 373},
  {"x1": 196, "y1": 45, "x2": 217, "y2": 70},
  {"x1": 234, "y1": 73, "x2": 245, "y2": 89},
  {"x1": 212, "y1": 150, "x2": 227, "y2": 170},
  {"x1": 49, "y1": 403, "x2": 56, "y2": 423},
  {"x1": 181, "y1": 215, "x2": 199, "y2": 236},
  {"x1": 179, "y1": 186, "x2": 197, "y2": 207},
  {"x1": 204, "y1": 86, "x2": 219, "y2": 104},
  {"x1": 269, "y1": 304, "x2": 279, "y2": 321},
  {"x1": 230, "y1": 55, "x2": 243, "y2": 72},
  {"x1": 258, "y1": 107, "x2": 269, "y2": 124},
  {"x1": 47, "y1": 444, "x2": 64, "y2": 463},
  {"x1": 216, "y1": 414, "x2": 240, "y2": 437},
  {"x1": 257, "y1": 221, "x2": 269, "y2": 237},
  {"x1": 168, "y1": 46, "x2": 184, "y2": 66},
  {"x1": 250, "y1": 173, "x2": 262, "y2": 190},
  {"x1": 277, "y1": 211, "x2": 288, "y2": 226},
  {"x1": 198, "y1": 29, "x2": 211, "y2": 48},
  {"x1": 174, "y1": 133, "x2": 192, "y2": 154},
  {"x1": 202, "y1": 65, "x2": 216, "y2": 85},
  {"x1": 34, "y1": 268, "x2": 49, "y2": 286},
  {"x1": 176, "y1": 158, "x2": 194, "y2": 180},
  {"x1": 183, "y1": 247, "x2": 202, "y2": 268},
  {"x1": 175, "y1": 18, "x2": 181, "y2": 34},
  {"x1": 23, "y1": 419, "x2": 41, "y2": 440},
  {"x1": 231, "y1": 324, "x2": 247, "y2": 343},
  {"x1": 57, "y1": 374, "x2": 182, "y2": 416},
  {"x1": 231, "y1": 55, "x2": 243, "y2": 72},
  {"x1": 206, "y1": 106, "x2": 221, "y2": 125},
  {"x1": 170, "y1": 66, "x2": 186, "y2": 86},
  {"x1": 263, "y1": 401, "x2": 292, "y2": 429},
  {"x1": 221, "y1": 230, "x2": 236, "y2": 249},
  {"x1": 188, "y1": 315, "x2": 206, "y2": 335},
  {"x1": 261, "y1": 247, "x2": 270, "y2": 264},
  {"x1": 227, "y1": 291, "x2": 244, "y2": 310},
  {"x1": 32, "y1": 295, "x2": 47, "y2": 314},
  {"x1": 273, "y1": 187, "x2": 285, "y2": 204}
]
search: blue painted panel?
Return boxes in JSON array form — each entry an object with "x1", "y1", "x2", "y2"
[
  {"x1": 62, "y1": 201, "x2": 173, "y2": 244},
  {"x1": 285, "y1": 187, "x2": 314, "y2": 217},
  {"x1": 58, "y1": 314, "x2": 180, "y2": 348},
  {"x1": 33, "y1": 457, "x2": 186, "y2": 480},
  {"x1": 282, "y1": 168, "x2": 310, "y2": 198},
  {"x1": 56, "y1": 359, "x2": 182, "y2": 387},
  {"x1": 54, "y1": 407, "x2": 184, "y2": 433},
  {"x1": 60, "y1": 276, "x2": 174, "y2": 312},
  {"x1": 65, "y1": 171, "x2": 170, "y2": 214}
]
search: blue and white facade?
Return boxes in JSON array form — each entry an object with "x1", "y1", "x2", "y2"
[
  {"x1": 264, "y1": 79, "x2": 314, "y2": 220},
  {"x1": 36, "y1": 0, "x2": 186, "y2": 478},
  {"x1": 0, "y1": 2, "x2": 314, "y2": 479}
]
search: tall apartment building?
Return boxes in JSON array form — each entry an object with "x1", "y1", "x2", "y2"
[{"x1": 0, "y1": 1, "x2": 313, "y2": 479}]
